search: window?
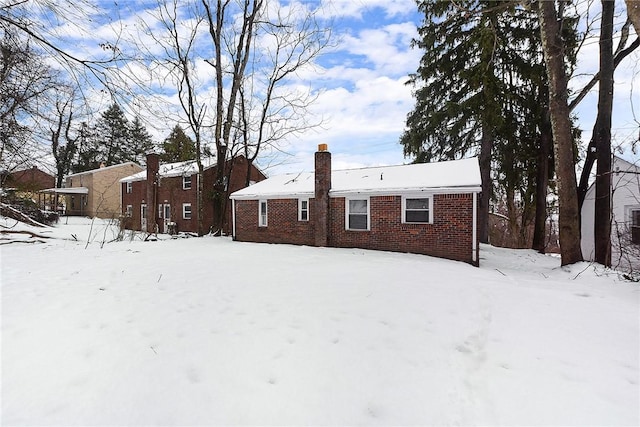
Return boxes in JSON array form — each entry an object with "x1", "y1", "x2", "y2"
[
  {"x1": 126, "y1": 181, "x2": 132, "y2": 193},
  {"x1": 259, "y1": 200, "x2": 268, "y2": 227},
  {"x1": 403, "y1": 197, "x2": 432, "y2": 223},
  {"x1": 158, "y1": 204, "x2": 163, "y2": 219},
  {"x1": 299, "y1": 199, "x2": 309, "y2": 221},
  {"x1": 347, "y1": 198, "x2": 369, "y2": 230},
  {"x1": 126, "y1": 205, "x2": 133, "y2": 217},
  {"x1": 183, "y1": 203, "x2": 192, "y2": 220},
  {"x1": 183, "y1": 175, "x2": 192, "y2": 190},
  {"x1": 632, "y1": 209, "x2": 640, "y2": 244}
]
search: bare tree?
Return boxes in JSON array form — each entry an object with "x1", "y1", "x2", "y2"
[
  {"x1": 141, "y1": 0, "x2": 209, "y2": 235},
  {"x1": 235, "y1": 3, "x2": 330, "y2": 186},
  {"x1": 50, "y1": 86, "x2": 83, "y2": 188},
  {"x1": 201, "y1": 0, "x2": 262, "y2": 234},
  {"x1": 538, "y1": 0, "x2": 583, "y2": 265},
  {"x1": 0, "y1": 28, "x2": 57, "y2": 179}
]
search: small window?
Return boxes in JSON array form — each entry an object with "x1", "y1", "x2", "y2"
[
  {"x1": 259, "y1": 200, "x2": 268, "y2": 227},
  {"x1": 403, "y1": 197, "x2": 431, "y2": 223},
  {"x1": 126, "y1": 205, "x2": 133, "y2": 217},
  {"x1": 183, "y1": 203, "x2": 192, "y2": 220},
  {"x1": 299, "y1": 199, "x2": 309, "y2": 221},
  {"x1": 126, "y1": 181, "x2": 132, "y2": 194},
  {"x1": 158, "y1": 204, "x2": 163, "y2": 219},
  {"x1": 632, "y1": 209, "x2": 640, "y2": 244},
  {"x1": 183, "y1": 175, "x2": 192, "y2": 190},
  {"x1": 347, "y1": 198, "x2": 368, "y2": 230}
]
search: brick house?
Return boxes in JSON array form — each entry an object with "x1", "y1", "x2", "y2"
[
  {"x1": 3, "y1": 166, "x2": 55, "y2": 192},
  {"x1": 120, "y1": 154, "x2": 266, "y2": 234},
  {"x1": 230, "y1": 145, "x2": 482, "y2": 265}
]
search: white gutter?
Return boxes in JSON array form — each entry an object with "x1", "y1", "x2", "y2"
[{"x1": 472, "y1": 191, "x2": 478, "y2": 264}]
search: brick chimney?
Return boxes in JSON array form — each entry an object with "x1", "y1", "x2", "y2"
[
  {"x1": 314, "y1": 144, "x2": 331, "y2": 247},
  {"x1": 146, "y1": 153, "x2": 159, "y2": 232}
]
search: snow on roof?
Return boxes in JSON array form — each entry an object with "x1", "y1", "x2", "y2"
[
  {"x1": 231, "y1": 157, "x2": 481, "y2": 199},
  {"x1": 39, "y1": 187, "x2": 89, "y2": 195},
  {"x1": 67, "y1": 162, "x2": 141, "y2": 178},
  {"x1": 120, "y1": 157, "x2": 217, "y2": 183}
]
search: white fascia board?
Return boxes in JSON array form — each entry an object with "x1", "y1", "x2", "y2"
[
  {"x1": 230, "y1": 191, "x2": 315, "y2": 201},
  {"x1": 329, "y1": 186, "x2": 482, "y2": 197}
]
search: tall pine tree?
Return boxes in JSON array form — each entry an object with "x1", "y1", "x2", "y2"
[{"x1": 160, "y1": 125, "x2": 197, "y2": 163}]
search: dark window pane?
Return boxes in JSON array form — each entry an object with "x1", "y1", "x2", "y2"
[
  {"x1": 406, "y1": 198, "x2": 429, "y2": 210},
  {"x1": 301, "y1": 210, "x2": 308, "y2": 221},
  {"x1": 406, "y1": 210, "x2": 429, "y2": 223},
  {"x1": 349, "y1": 214, "x2": 367, "y2": 230}
]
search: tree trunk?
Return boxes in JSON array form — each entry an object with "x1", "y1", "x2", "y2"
[
  {"x1": 538, "y1": 0, "x2": 583, "y2": 266},
  {"x1": 478, "y1": 122, "x2": 492, "y2": 244},
  {"x1": 532, "y1": 111, "x2": 552, "y2": 253},
  {"x1": 594, "y1": 0, "x2": 615, "y2": 266}
]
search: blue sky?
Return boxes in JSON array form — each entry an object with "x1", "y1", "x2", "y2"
[{"x1": 31, "y1": 0, "x2": 640, "y2": 175}]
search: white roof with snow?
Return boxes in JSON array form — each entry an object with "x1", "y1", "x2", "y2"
[
  {"x1": 230, "y1": 157, "x2": 481, "y2": 199},
  {"x1": 120, "y1": 158, "x2": 217, "y2": 183}
]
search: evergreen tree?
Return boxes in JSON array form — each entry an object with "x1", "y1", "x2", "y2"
[
  {"x1": 94, "y1": 103, "x2": 130, "y2": 165},
  {"x1": 160, "y1": 125, "x2": 197, "y2": 163},
  {"x1": 402, "y1": 0, "x2": 579, "y2": 250},
  {"x1": 129, "y1": 116, "x2": 155, "y2": 165},
  {"x1": 74, "y1": 104, "x2": 155, "y2": 171}
]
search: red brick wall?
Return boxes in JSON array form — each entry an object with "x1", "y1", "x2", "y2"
[
  {"x1": 121, "y1": 156, "x2": 265, "y2": 234},
  {"x1": 7, "y1": 167, "x2": 55, "y2": 191},
  {"x1": 234, "y1": 193, "x2": 478, "y2": 264},
  {"x1": 329, "y1": 194, "x2": 475, "y2": 264},
  {"x1": 234, "y1": 198, "x2": 316, "y2": 245}
]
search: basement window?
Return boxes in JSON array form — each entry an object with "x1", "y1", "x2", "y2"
[
  {"x1": 298, "y1": 199, "x2": 309, "y2": 221},
  {"x1": 403, "y1": 196, "x2": 432, "y2": 224},
  {"x1": 632, "y1": 209, "x2": 640, "y2": 244},
  {"x1": 346, "y1": 198, "x2": 369, "y2": 230},
  {"x1": 183, "y1": 175, "x2": 192, "y2": 190},
  {"x1": 126, "y1": 205, "x2": 133, "y2": 217},
  {"x1": 183, "y1": 203, "x2": 192, "y2": 220},
  {"x1": 259, "y1": 200, "x2": 268, "y2": 227}
]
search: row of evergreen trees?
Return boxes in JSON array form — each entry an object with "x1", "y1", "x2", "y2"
[
  {"x1": 400, "y1": 1, "x2": 629, "y2": 256},
  {"x1": 69, "y1": 104, "x2": 199, "y2": 174}
]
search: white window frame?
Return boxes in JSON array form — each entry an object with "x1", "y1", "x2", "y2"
[
  {"x1": 183, "y1": 175, "x2": 192, "y2": 190},
  {"x1": 126, "y1": 181, "x2": 132, "y2": 194},
  {"x1": 259, "y1": 200, "x2": 268, "y2": 227},
  {"x1": 182, "y1": 203, "x2": 192, "y2": 220},
  {"x1": 298, "y1": 198, "x2": 309, "y2": 222},
  {"x1": 158, "y1": 204, "x2": 163, "y2": 219},
  {"x1": 125, "y1": 205, "x2": 133, "y2": 217},
  {"x1": 402, "y1": 195, "x2": 433, "y2": 224},
  {"x1": 345, "y1": 197, "x2": 370, "y2": 231}
]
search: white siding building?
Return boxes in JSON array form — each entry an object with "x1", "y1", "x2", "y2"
[{"x1": 581, "y1": 156, "x2": 640, "y2": 271}]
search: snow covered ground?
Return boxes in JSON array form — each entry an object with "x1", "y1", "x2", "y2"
[{"x1": 1, "y1": 216, "x2": 638, "y2": 426}]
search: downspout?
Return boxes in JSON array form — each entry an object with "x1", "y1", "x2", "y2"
[
  {"x1": 232, "y1": 198, "x2": 236, "y2": 239},
  {"x1": 473, "y1": 191, "x2": 478, "y2": 266}
]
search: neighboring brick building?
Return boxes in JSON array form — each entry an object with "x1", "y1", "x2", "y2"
[
  {"x1": 230, "y1": 145, "x2": 482, "y2": 265},
  {"x1": 3, "y1": 166, "x2": 55, "y2": 192},
  {"x1": 64, "y1": 162, "x2": 144, "y2": 218},
  {"x1": 120, "y1": 154, "x2": 265, "y2": 234}
]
